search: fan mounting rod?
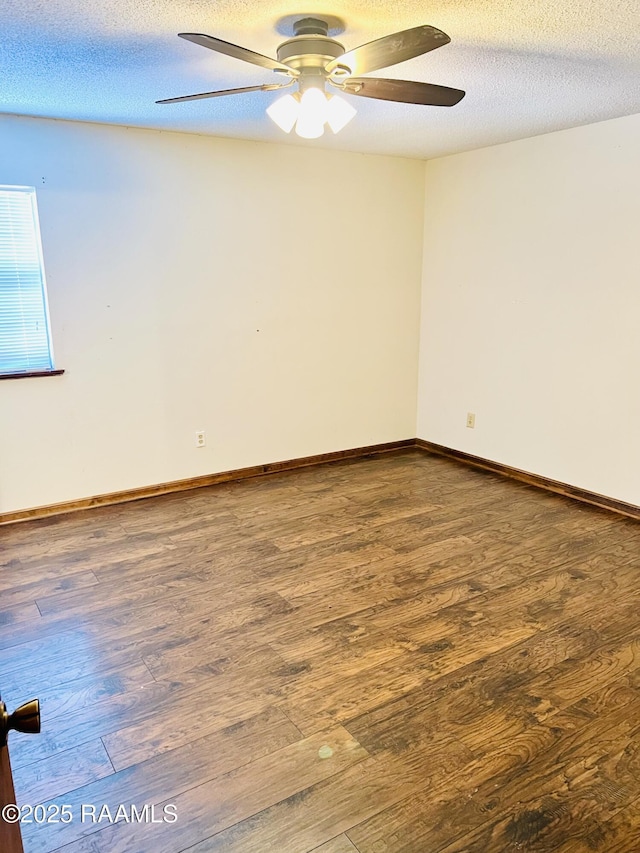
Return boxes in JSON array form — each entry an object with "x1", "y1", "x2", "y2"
[{"x1": 292, "y1": 17, "x2": 329, "y2": 37}]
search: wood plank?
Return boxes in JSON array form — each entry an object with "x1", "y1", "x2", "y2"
[
  {"x1": 0, "y1": 572, "x2": 100, "y2": 611},
  {"x1": 13, "y1": 739, "x2": 113, "y2": 806},
  {"x1": 555, "y1": 798, "x2": 640, "y2": 852},
  {"x1": 43, "y1": 726, "x2": 368, "y2": 853},
  {"x1": 21, "y1": 707, "x2": 302, "y2": 853},
  {"x1": 164, "y1": 758, "x2": 419, "y2": 853},
  {"x1": 102, "y1": 646, "x2": 298, "y2": 771},
  {"x1": 0, "y1": 603, "x2": 41, "y2": 630},
  {"x1": 347, "y1": 705, "x2": 591, "y2": 852},
  {"x1": 310, "y1": 835, "x2": 360, "y2": 853},
  {"x1": 434, "y1": 697, "x2": 640, "y2": 852}
]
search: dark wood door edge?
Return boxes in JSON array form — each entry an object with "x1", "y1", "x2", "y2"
[
  {"x1": 0, "y1": 439, "x2": 416, "y2": 526},
  {"x1": 415, "y1": 439, "x2": 640, "y2": 522},
  {"x1": 0, "y1": 744, "x2": 23, "y2": 853}
]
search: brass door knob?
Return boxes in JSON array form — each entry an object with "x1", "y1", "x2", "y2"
[{"x1": 0, "y1": 699, "x2": 41, "y2": 747}]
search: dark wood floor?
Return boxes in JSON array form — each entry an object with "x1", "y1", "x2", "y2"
[{"x1": 1, "y1": 449, "x2": 640, "y2": 853}]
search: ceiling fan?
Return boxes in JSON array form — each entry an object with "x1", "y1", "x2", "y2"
[{"x1": 157, "y1": 18, "x2": 465, "y2": 139}]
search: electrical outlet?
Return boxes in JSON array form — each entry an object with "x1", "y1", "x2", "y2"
[
  {"x1": 466, "y1": 412, "x2": 476, "y2": 429},
  {"x1": 195, "y1": 430, "x2": 206, "y2": 448}
]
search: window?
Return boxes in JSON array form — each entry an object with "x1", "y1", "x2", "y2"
[{"x1": 0, "y1": 186, "x2": 57, "y2": 376}]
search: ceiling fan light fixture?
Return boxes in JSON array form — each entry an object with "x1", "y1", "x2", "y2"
[
  {"x1": 326, "y1": 94, "x2": 357, "y2": 133},
  {"x1": 266, "y1": 93, "x2": 299, "y2": 133},
  {"x1": 162, "y1": 23, "x2": 466, "y2": 136}
]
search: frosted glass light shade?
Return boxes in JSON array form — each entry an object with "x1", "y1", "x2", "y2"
[
  {"x1": 295, "y1": 89, "x2": 328, "y2": 139},
  {"x1": 327, "y1": 95, "x2": 357, "y2": 133},
  {"x1": 266, "y1": 94, "x2": 299, "y2": 133}
]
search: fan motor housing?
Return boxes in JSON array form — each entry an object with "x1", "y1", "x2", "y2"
[
  {"x1": 276, "y1": 18, "x2": 345, "y2": 73},
  {"x1": 276, "y1": 35, "x2": 345, "y2": 70}
]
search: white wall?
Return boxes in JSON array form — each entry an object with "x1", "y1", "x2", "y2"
[
  {"x1": 0, "y1": 115, "x2": 425, "y2": 513},
  {"x1": 417, "y1": 113, "x2": 640, "y2": 505}
]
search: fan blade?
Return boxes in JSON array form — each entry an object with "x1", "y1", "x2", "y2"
[
  {"x1": 157, "y1": 82, "x2": 292, "y2": 105},
  {"x1": 179, "y1": 33, "x2": 297, "y2": 75},
  {"x1": 325, "y1": 25, "x2": 450, "y2": 76},
  {"x1": 339, "y1": 77, "x2": 465, "y2": 106}
]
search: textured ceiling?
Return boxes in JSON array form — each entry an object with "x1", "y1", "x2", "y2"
[{"x1": 1, "y1": 0, "x2": 639, "y2": 159}]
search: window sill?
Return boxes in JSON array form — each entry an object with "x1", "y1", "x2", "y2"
[{"x1": 0, "y1": 369, "x2": 65, "y2": 381}]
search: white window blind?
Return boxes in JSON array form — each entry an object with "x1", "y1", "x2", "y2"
[{"x1": 0, "y1": 186, "x2": 54, "y2": 374}]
